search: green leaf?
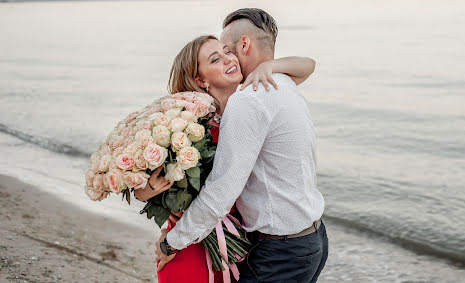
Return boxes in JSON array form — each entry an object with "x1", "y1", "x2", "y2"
[
  {"x1": 193, "y1": 140, "x2": 207, "y2": 151},
  {"x1": 186, "y1": 167, "x2": 201, "y2": 178},
  {"x1": 176, "y1": 177, "x2": 188, "y2": 189},
  {"x1": 189, "y1": 177, "x2": 201, "y2": 191},
  {"x1": 164, "y1": 189, "x2": 181, "y2": 212},
  {"x1": 176, "y1": 189, "x2": 193, "y2": 211},
  {"x1": 144, "y1": 198, "x2": 171, "y2": 228},
  {"x1": 200, "y1": 148, "x2": 216, "y2": 159}
]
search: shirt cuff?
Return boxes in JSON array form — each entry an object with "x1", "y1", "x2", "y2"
[{"x1": 166, "y1": 229, "x2": 185, "y2": 251}]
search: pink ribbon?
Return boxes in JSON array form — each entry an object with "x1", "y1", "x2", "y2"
[{"x1": 206, "y1": 214, "x2": 244, "y2": 283}]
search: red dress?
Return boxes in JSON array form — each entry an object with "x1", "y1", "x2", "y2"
[{"x1": 157, "y1": 119, "x2": 233, "y2": 283}]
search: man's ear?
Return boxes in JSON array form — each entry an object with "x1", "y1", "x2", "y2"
[
  {"x1": 194, "y1": 76, "x2": 208, "y2": 89},
  {"x1": 239, "y1": 35, "x2": 251, "y2": 55}
]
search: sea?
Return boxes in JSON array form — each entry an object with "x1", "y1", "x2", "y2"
[{"x1": 1, "y1": 1, "x2": 464, "y2": 282}]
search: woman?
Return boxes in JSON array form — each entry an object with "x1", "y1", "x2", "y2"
[{"x1": 134, "y1": 35, "x2": 316, "y2": 283}]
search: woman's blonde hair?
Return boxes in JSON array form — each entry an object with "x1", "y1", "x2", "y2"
[{"x1": 168, "y1": 35, "x2": 218, "y2": 94}]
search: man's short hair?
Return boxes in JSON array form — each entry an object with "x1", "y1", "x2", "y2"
[{"x1": 223, "y1": 8, "x2": 278, "y2": 50}]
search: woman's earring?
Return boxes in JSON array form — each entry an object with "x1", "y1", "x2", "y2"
[{"x1": 206, "y1": 86, "x2": 209, "y2": 93}]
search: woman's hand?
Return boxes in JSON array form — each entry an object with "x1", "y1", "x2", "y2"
[
  {"x1": 134, "y1": 166, "x2": 173, "y2": 202},
  {"x1": 240, "y1": 61, "x2": 278, "y2": 92}
]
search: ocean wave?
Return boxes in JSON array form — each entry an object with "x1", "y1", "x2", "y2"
[
  {"x1": 0, "y1": 123, "x2": 91, "y2": 158},
  {"x1": 323, "y1": 214, "x2": 465, "y2": 266}
]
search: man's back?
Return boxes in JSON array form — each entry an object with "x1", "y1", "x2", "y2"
[{"x1": 226, "y1": 73, "x2": 325, "y2": 235}]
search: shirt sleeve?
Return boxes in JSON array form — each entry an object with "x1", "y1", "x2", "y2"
[{"x1": 166, "y1": 91, "x2": 271, "y2": 250}]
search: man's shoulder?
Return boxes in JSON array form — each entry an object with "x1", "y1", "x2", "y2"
[{"x1": 237, "y1": 73, "x2": 296, "y2": 95}]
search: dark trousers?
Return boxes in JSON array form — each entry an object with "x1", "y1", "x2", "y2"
[{"x1": 237, "y1": 221, "x2": 328, "y2": 283}]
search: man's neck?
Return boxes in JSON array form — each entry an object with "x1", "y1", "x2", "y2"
[{"x1": 242, "y1": 53, "x2": 274, "y2": 82}]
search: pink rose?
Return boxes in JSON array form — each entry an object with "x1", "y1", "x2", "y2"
[
  {"x1": 193, "y1": 99, "x2": 211, "y2": 117},
  {"x1": 85, "y1": 186, "x2": 109, "y2": 201},
  {"x1": 122, "y1": 171, "x2": 150, "y2": 190},
  {"x1": 161, "y1": 98, "x2": 176, "y2": 111},
  {"x1": 143, "y1": 144, "x2": 168, "y2": 170},
  {"x1": 134, "y1": 149, "x2": 148, "y2": 171},
  {"x1": 148, "y1": 113, "x2": 171, "y2": 127},
  {"x1": 181, "y1": 92, "x2": 196, "y2": 103},
  {"x1": 139, "y1": 120, "x2": 153, "y2": 131},
  {"x1": 135, "y1": 130, "x2": 154, "y2": 149},
  {"x1": 116, "y1": 153, "x2": 135, "y2": 171},
  {"x1": 105, "y1": 169, "x2": 127, "y2": 194}
]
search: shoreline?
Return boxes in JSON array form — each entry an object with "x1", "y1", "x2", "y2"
[{"x1": 0, "y1": 174, "x2": 159, "y2": 282}]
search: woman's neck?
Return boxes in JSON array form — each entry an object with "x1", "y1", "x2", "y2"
[{"x1": 210, "y1": 84, "x2": 238, "y2": 116}]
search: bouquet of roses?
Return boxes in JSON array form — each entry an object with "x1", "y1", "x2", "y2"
[{"x1": 84, "y1": 91, "x2": 251, "y2": 274}]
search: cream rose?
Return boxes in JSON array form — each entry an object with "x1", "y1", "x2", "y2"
[
  {"x1": 182, "y1": 92, "x2": 196, "y2": 103},
  {"x1": 143, "y1": 144, "x2": 168, "y2": 170},
  {"x1": 92, "y1": 173, "x2": 105, "y2": 191},
  {"x1": 133, "y1": 149, "x2": 148, "y2": 171},
  {"x1": 165, "y1": 108, "x2": 182, "y2": 120},
  {"x1": 193, "y1": 99, "x2": 211, "y2": 117},
  {"x1": 113, "y1": 146, "x2": 124, "y2": 157},
  {"x1": 85, "y1": 186, "x2": 108, "y2": 201},
  {"x1": 85, "y1": 169, "x2": 95, "y2": 187},
  {"x1": 139, "y1": 120, "x2": 153, "y2": 131},
  {"x1": 180, "y1": 110, "x2": 197, "y2": 123},
  {"x1": 164, "y1": 163, "x2": 185, "y2": 182},
  {"x1": 161, "y1": 98, "x2": 176, "y2": 111},
  {"x1": 175, "y1": 100, "x2": 189, "y2": 108},
  {"x1": 152, "y1": 125, "x2": 171, "y2": 147},
  {"x1": 148, "y1": 113, "x2": 171, "y2": 127},
  {"x1": 171, "y1": 132, "x2": 192, "y2": 151},
  {"x1": 123, "y1": 141, "x2": 140, "y2": 156},
  {"x1": 177, "y1": 146, "x2": 200, "y2": 170},
  {"x1": 98, "y1": 154, "x2": 112, "y2": 172},
  {"x1": 105, "y1": 169, "x2": 127, "y2": 193},
  {"x1": 90, "y1": 152, "x2": 101, "y2": 173},
  {"x1": 185, "y1": 122, "x2": 205, "y2": 142},
  {"x1": 116, "y1": 153, "x2": 135, "y2": 171},
  {"x1": 135, "y1": 130, "x2": 154, "y2": 149},
  {"x1": 169, "y1": 118, "x2": 188, "y2": 132},
  {"x1": 122, "y1": 171, "x2": 150, "y2": 190}
]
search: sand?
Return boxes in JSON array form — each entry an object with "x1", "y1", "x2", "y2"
[{"x1": 0, "y1": 174, "x2": 159, "y2": 283}]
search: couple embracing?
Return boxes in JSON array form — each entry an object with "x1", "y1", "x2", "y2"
[{"x1": 135, "y1": 8, "x2": 328, "y2": 283}]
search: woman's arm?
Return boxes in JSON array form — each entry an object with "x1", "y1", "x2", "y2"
[{"x1": 240, "y1": 56, "x2": 316, "y2": 91}]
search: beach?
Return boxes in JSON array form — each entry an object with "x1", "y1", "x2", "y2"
[
  {"x1": 0, "y1": 174, "x2": 159, "y2": 283},
  {"x1": 1, "y1": 0, "x2": 464, "y2": 282}
]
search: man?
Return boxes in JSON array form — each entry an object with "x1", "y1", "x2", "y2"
[{"x1": 157, "y1": 8, "x2": 328, "y2": 282}]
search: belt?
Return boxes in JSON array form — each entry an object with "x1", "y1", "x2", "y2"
[{"x1": 256, "y1": 219, "x2": 322, "y2": 241}]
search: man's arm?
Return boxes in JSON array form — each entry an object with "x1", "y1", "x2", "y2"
[{"x1": 166, "y1": 92, "x2": 271, "y2": 250}]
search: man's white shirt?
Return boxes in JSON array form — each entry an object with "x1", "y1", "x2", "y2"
[{"x1": 167, "y1": 73, "x2": 324, "y2": 250}]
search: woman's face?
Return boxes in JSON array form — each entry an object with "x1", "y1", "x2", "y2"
[{"x1": 197, "y1": 39, "x2": 242, "y2": 91}]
